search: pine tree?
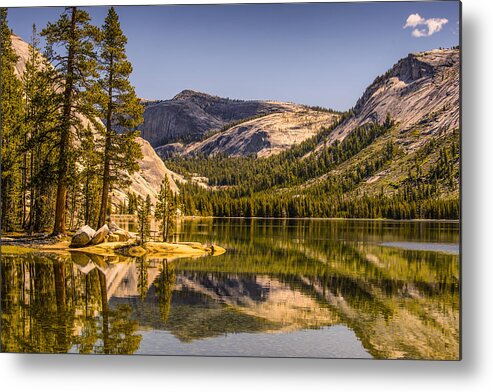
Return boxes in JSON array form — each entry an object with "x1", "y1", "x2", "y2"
[
  {"x1": 155, "y1": 176, "x2": 175, "y2": 242},
  {"x1": 41, "y1": 7, "x2": 100, "y2": 235},
  {"x1": 96, "y1": 6, "x2": 143, "y2": 228},
  {"x1": 1, "y1": 8, "x2": 25, "y2": 232},
  {"x1": 136, "y1": 194, "x2": 152, "y2": 244}
]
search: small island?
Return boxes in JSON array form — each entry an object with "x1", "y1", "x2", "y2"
[{"x1": 1, "y1": 221, "x2": 225, "y2": 259}]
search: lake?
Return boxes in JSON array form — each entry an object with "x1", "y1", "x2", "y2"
[{"x1": 1, "y1": 218, "x2": 460, "y2": 359}]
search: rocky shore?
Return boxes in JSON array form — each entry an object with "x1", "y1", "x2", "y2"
[{"x1": 1, "y1": 222, "x2": 225, "y2": 258}]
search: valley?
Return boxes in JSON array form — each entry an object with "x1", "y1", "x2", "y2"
[{"x1": 145, "y1": 48, "x2": 460, "y2": 219}]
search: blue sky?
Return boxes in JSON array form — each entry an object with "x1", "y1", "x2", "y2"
[{"x1": 7, "y1": 2, "x2": 460, "y2": 110}]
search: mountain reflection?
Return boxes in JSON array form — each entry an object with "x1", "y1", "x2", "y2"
[{"x1": 1, "y1": 218, "x2": 459, "y2": 359}]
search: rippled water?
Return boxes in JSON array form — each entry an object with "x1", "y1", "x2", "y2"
[{"x1": 1, "y1": 218, "x2": 460, "y2": 359}]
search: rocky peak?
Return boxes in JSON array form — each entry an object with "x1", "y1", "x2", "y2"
[
  {"x1": 172, "y1": 89, "x2": 216, "y2": 101},
  {"x1": 140, "y1": 90, "x2": 292, "y2": 146},
  {"x1": 391, "y1": 52, "x2": 435, "y2": 83},
  {"x1": 316, "y1": 48, "x2": 459, "y2": 153},
  {"x1": 353, "y1": 48, "x2": 458, "y2": 117}
]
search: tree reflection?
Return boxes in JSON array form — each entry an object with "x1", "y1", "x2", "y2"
[
  {"x1": 1, "y1": 254, "x2": 141, "y2": 354},
  {"x1": 2, "y1": 218, "x2": 460, "y2": 359},
  {"x1": 136, "y1": 256, "x2": 149, "y2": 302},
  {"x1": 153, "y1": 259, "x2": 176, "y2": 323},
  {"x1": 172, "y1": 218, "x2": 460, "y2": 359}
]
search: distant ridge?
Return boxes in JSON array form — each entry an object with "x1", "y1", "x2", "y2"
[{"x1": 139, "y1": 89, "x2": 298, "y2": 147}]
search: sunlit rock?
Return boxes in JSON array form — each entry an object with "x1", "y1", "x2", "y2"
[
  {"x1": 70, "y1": 225, "x2": 96, "y2": 247},
  {"x1": 90, "y1": 224, "x2": 109, "y2": 245}
]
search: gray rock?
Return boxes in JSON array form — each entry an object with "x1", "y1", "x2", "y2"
[
  {"x1": 114, "y1": 229, "x2": 130, "y2": 242},
  {"x1": 70, "y1": 225, "x2": 96, "y2": 247},
  {"x1": 155, "y1": 142, "x2": 185, "y2": 159},
  {"x1": 90, "y1": 224, "x2": 109, "y2": 245},
  {"x1": 151, "y1": 92, "x2": 338, "y2": 159},
  {"x1": 140, "y1": 89, "x2": 289, "y2": 147},
  {"x1": 108, "y1": 222, "x2": 121, "y2": 234},
  {"x1": 107, "y1": 233, "x2": 119, "y2": 243},
  {"x1": 316, "y1": 49, "x2": 459, "y2": 153}
]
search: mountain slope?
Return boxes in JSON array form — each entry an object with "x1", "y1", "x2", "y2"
[
  {"x1": 182, "y1": 106, "x2": 339, "y2": 158},
  {"x1": 313, "y1": 48, "x2": 460, "y2": 197},
  {"x1": 140, "y1": 90, "x2": 292, "y2": 146},
  {"x1": 112, "y1": 137, "x2": 178, "y2": 207},
  {"x1": 142, "y1": 89, "x2": 340, "y2": 158},
  {"x1": 319, "y1": 48, "x2": 459, "y2": 152}
]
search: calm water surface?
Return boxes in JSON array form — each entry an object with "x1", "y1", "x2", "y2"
[{"x1": 1, "y1": 218, "x2": 460, "y2": 359}]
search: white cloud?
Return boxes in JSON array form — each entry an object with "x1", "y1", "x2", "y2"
[
  {"x1": 404, "y1": 13, "x2": 426, "y2": 28},
  {"x1": 412, "y1": 28, "x2": 427, "y2": 38},
  {"x1": 403, "y1": 13, "x2": 449, "y2": 38},
  {"x1": 426, "y1": 18, "x2": 449, "y2": 35}
]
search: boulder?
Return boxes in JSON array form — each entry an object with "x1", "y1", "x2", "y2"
[
  {"x1": 70, "y1": 225, "x2": 96, "y2": 247},
  {"x1": 108, "y1": 222, "x2": 121, "y2": 233},
  {"x1": 90, "y1": 224, "x2": 109, "y2": 245},
  {"x1": 107, "y1": 233, "x2": 120, "y2": 243},
  {"x1": 114, "y1": 229, "x2": 130, "y2": 242}
]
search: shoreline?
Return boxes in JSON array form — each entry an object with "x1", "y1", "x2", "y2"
[{"x1": 176, "y1": 216, "x2": 460, "y2": 223}]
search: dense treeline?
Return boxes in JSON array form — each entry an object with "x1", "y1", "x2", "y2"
[
  {"x1": 0, "y1": 7, "x2": 142, "y2": 235},
  {"x1": 175, "y1": 180, "x2": 459, "y2": 220},
  {"x1": 169, "y1": 116, "x2": 459, "y2": 220}
]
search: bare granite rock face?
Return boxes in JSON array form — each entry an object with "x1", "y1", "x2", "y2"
[
  {"x1": 317, "y1": 48, "x2": 459, "y2": 152},
  {"x1": 111, "y1": 137, "x2": 180, "y2": 207},
  {"x1": 139, "y1": 90, "x2": 294, "y2": 147},
  {"x1": 155, "y1": 142, "x2": 185, "y2": 159},
  {"x1": 183, "y1": 107, "x2": 339, "y2": 158}
]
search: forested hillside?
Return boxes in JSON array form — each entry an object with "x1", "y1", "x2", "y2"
[{"x1": 166, "y1": 48, "x2": 460, "y2": 219}]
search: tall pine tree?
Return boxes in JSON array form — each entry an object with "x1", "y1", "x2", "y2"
[
  {"x1": 136, "y1": 194, "x2": 152, "y2": 244},
  {"x1": 41, "y1": 7, "x2": 99, "y2": 235},
  {"x1": 155, "y1": 176, "x2": 175, "y2": 242},
  {"x1": 96, "y1": 6, "x2": 143, "y2": 228}
]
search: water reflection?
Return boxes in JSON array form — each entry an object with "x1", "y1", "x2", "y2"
[
  {"x1": 1, "y1": 218, "x2": 459, "y2": 359},
  {"x1": 1, "y1": 254, "x2": 142, "y2": 354}
]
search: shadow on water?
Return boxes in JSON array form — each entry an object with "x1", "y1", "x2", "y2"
[{"x1": 1, "y1": 218, "x2": 459, "y2": 359}]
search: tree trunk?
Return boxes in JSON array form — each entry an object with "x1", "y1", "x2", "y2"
[
  {"x1": 1, "y1": 177, "x2": 9, "y2": 232},
  {"x1": 84, "y1": 172, "x2": 90, "y2": 225},
  {"x1": 21, "y1": 136, "x2": 27, "y2": 228},
  {"x1": 28, "y1": 147, "x2": 35, "y2": 234},
  {"x1": 98, "y1": 269, "x2": 109, "y2": 354},
  {"x1": 52, "y1": 7, "x2": 76, "y2": 236},
  {"x1": 97, "y1": 54, "x2": 113, "y2": 229},
  {"x1": 97, "y1": 137, "x2": 111, "y2": 228}
]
